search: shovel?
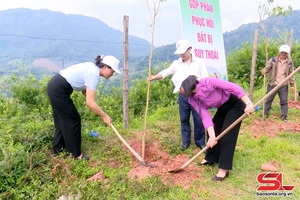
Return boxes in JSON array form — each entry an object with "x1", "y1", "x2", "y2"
[
  {"x1": 111, "y1": 124, "x2": 156, "y2": 167},
  {"x1": 169, "y1": 66, "x2": 300, "y2": 173}
]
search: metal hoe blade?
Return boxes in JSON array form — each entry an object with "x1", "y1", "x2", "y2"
[{"x1": 168, "y1": 146, "x2": 208, "y2": 173}]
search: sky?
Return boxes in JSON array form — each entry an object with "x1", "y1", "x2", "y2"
[{"x1": 0, "y1": 0, "x2": 299, "y2": 46}]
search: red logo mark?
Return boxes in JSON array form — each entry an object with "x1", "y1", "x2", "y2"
[{"x1": 257, "y1": 173, "x2": 295, "y2": 191}]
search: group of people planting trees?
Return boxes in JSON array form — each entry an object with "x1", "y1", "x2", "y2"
[{"x1": 47, "y1": 39, "x2": 296, "y2": 182}]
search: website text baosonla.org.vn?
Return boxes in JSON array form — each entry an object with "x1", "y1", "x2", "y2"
[{"x1": 256, "y1": 191, "x2": 293, "y2": 197}]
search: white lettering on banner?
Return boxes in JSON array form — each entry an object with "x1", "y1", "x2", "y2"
[{"x1": 179, "y1": 0, "x2": 227, "y2": 78}]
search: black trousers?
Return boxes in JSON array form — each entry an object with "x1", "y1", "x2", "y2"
[
  {"x1": 47, "y1": 74, "x2": 81, "y2": 157},
  {"x1": 205, "y1": 94, "x2": 245, "y2": 170}
]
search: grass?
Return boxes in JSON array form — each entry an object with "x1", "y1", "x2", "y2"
[
  {"x1": 1, "y1": 87, "x2": 299, "y2": 199},
  {"x1": 3, "y1": 105, "x2": 299, "y2": 200}
]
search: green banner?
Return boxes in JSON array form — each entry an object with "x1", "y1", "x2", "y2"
[{"x1": 179, "y1": 0, "x2": 227, "y2": 80}]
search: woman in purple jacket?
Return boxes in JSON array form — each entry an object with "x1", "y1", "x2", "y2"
[{"x1": 179, "y1": 75, "x2": 254, "y2": 181}]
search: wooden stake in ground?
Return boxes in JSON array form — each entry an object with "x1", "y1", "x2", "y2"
[
  {"x1": 123, "y1": 15, "x2": 129, "y2": 128},
  {"x1": 288, "y1": 29, "x2": 297, "y2": 101}
]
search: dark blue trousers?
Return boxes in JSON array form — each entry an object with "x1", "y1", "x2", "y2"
[
  {"x1": 264, "y1": 85, "x2": 288, "y2": 117},
  {"x1": 178, "y1": 93, "x2": 206, "y2": 147}
]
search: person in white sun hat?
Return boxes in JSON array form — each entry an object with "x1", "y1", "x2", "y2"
[
  {"x1": 147, "y1": 39, "x2": 209, "y2": 151},
  {"x1": 261, "y1": 44, "x2": 295, "y2": 122},
  {"x1": 47, "y1": 55, "x2": 121, "y2": 160}
]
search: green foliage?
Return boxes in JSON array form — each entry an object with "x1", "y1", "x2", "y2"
[
  {"x1": 1, "y1": 57, "x2": 300, "y2": 199},
  {"x1": 128, "y1": 78, "x2": 174, "y2": 115},
  {"x1": 258, "y1": 0, "x2": 292, "y2": 18},
  {"x1": 8, "y1": 72, "x2": 52, "y2": 113},
  {"x1": 227, "y1": 39, "x2": 300, "y2": 86},
  {"x1": 227, "y1": 42, "x2": 253, "y2": 86},
  {"x1": 128, "y1": 64, "x2": 176, "y2": 116}
]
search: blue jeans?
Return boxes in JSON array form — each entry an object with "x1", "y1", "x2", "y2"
[{"x1": 178, "y1": 93, "x2": 206, "y2": 147}]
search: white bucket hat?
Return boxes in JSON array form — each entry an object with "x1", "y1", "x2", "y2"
[
  {"x1": 102, "y1": 55, "x2": 121, "y2": 74},
  {"x1": 279, "y1": 44, "x2": 291, "y2": 54},
  {"x1": 174, "y1": 39, "x2": 192, "y2": 54}
]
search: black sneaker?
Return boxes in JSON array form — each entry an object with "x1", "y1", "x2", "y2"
[
  {"x1": 196, "y1": 144, "x2": 206, "y2": 152},
  {"x1": 281, "y1": 116, "x2": 287, "y2": 122},
  {"x1": 181, "y1": 144, "x2": 190, "y2": 151},
  {"x1": 264, "y1": 114, "x2": 269, "y2": 118}
]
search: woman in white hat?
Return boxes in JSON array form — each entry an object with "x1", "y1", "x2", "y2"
[{"x1": 47, "y1": 55, "x2": 121, "y2": 160}]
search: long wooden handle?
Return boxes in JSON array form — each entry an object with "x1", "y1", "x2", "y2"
[
  {"x1": 178, "y1": 66, "x2": 300, "y2": 170},
  {"x1": 262, "y1": 74, "x2": 266, "y2": 121},
  {"x1": 178, "y1": 146, "x2": 209, "y2": 170},
  {"x1": 111, "y1": 124, "x2": 146, "y2": 165}
]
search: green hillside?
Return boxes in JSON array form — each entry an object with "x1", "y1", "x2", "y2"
[
  {"x1": 1, "y1": 8, "x2": 300, "y2": 82},
  {"x1": 0, "y1": 8, "x2": 151, "y2": 65}
]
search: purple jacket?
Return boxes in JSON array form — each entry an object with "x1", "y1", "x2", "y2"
[{"x1": 188, "y1": 77, "x2": 246, "y2": 129}]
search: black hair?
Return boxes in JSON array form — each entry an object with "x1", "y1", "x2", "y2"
[
  {"x1": 181, "y1": 75, "x2": 198, "y2": 97},
  {"x1": 95, "y1": 55, "x2": 106, "y2": 68}
]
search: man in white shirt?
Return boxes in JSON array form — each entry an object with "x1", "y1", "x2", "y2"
[{"x1": 148, "y1": 39, "x2": 209, "y2": 150}]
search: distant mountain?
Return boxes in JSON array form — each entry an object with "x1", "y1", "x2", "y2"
[
  {"x1": 1, "y1": 8, "x2": 300, "y2": 78},
  {"x1": 223, "y1": 10, "x2": 300, "y2": 53},
  {"x1": 140, "y1": 10, "x2": 300, "y2": 71},
  {"x1": 0, "y1": 8, "x2": 151, "y2": 65}
]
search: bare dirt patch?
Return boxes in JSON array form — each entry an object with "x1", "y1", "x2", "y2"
[
  {"x1": 242, "y1": 117, "x2": 300, "y2": 138},
  {"x1": 126, "y1": 140, "x2": 203, "y2": 188},
  {"x1": 88, "y1": 100, "x2": 299, "y2": 187},
  {"x1": 261, "y1": 161, "x2": 281, "y2": 172},
  {"x1": 242, "y1": 100, "x2": 300, "y2": 138},
  {"x1": 32, "y1": 58, "x2": 61, "y2": 71},
  {"x1": 288, "y1": 99, "x2": 300, "y2": 110}
]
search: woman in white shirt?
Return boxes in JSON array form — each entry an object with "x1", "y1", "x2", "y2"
[{"x1": 47, "y1": 55, "x2": 121, "y2": 160}]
